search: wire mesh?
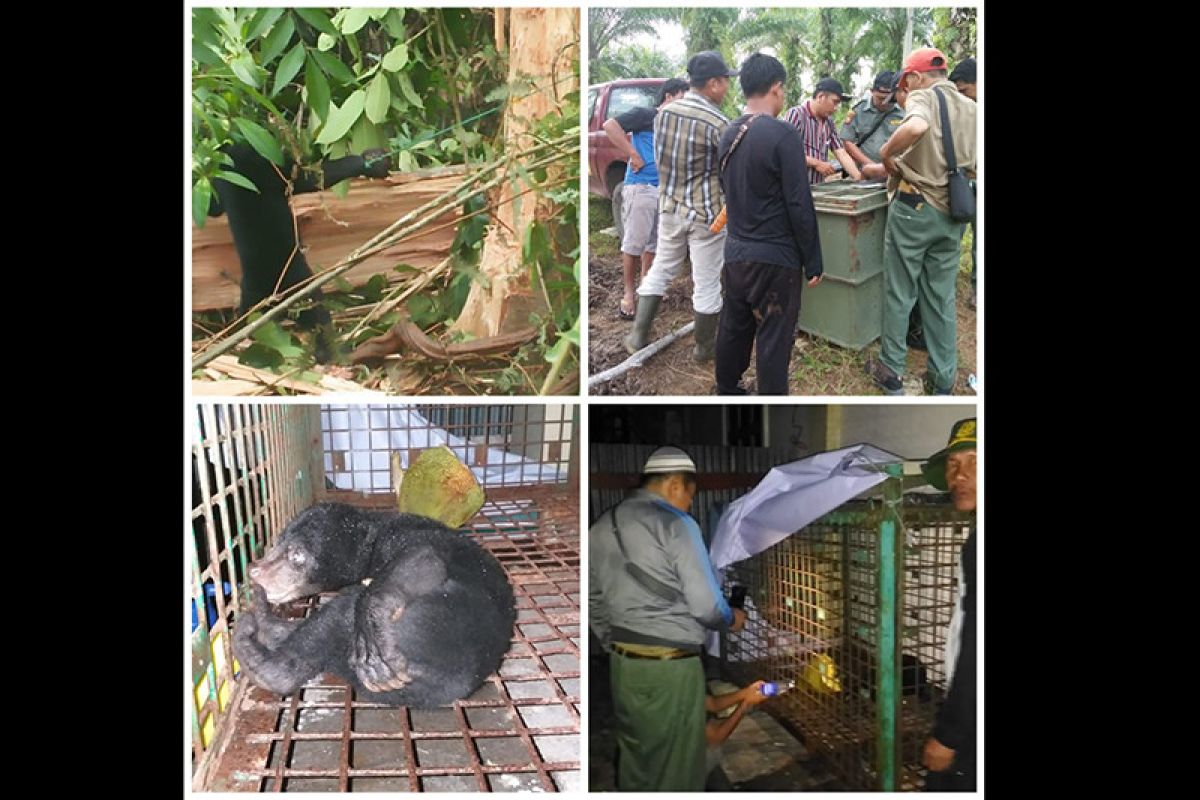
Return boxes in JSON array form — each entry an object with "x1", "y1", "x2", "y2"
[
  {"x1": 721, "y1": 500, "x2": 971, "y2": 791},
  {"x1": 192, "y1": 404, "x2": 580, "y2": 792}
]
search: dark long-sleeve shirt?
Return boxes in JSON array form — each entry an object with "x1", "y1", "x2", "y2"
[
  {"x1": 933, "y1": 528, "x2": 976, "y2": 755},
  {"x1": 716, "y1": 114, "x2": 823, "y2": 279}
]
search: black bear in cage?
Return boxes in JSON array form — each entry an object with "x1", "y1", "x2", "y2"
[{"x1": 232, "y1": 503, "x2": 516, "y2": 707}]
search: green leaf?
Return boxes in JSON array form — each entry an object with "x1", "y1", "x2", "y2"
[
  {"x1": 383, "y1": 9, "x2": 406, "y2": 39},
  {"x1": 215, "y1": 170, "x2": 259, "y2": 193},
  {"x1": 393, "y1": 263, "x2": 419, "y2": 273},
  {"x1": 381, "y1": 44, "x2": 408, "y2": 72},
  {"x1": 407, "y1": 295, "x2": 436, "y2": 327},
  {"x1": 369, "y1": 8, "x2": 389, "y2": 21},
  {"x1": 334, "y1": 277, "x2": 355, "y2": 293},
  {"x1": 191, "y1": 43, "x2": 224, "y2": 68},
  {"x1": 294, "y1": 7, "x2": 338, "y2": 36},
  {"x1": 247, "y1": 7, "x2": 284, "y2": 42},
  {"x1": 230, "y1": 54, "x2": 261, "y2": 88},
  {"x1": 252, "y1": 322, "x2": 304, "y2": 358},
  {"x1": 484, "y1": 84, "x2": 509, "y2": 103},
  {"x1": 317, "y1": 32, "x2": 337, "y2": 52},
  {"x1": 365, "y1": 73, "x2": 391, "y2": 124},
  {"x1": 362, "y1": 274, "x2": 387, "y2": 302},
  {"x1": 233, "y1": 118, "x2": 284, "y2": 165},
  {"x1": 544, "y1": 335, "x2": 570, "y2": 364},
  {"x1": 272, "y1": 42, "x2": 306, "y2": 96},
  {"x1": 562, "y1": 324, "x2": 581, "y2": 346},
  {"x1": 239, "y1": 343, "x2": 284, "y2": 369},
  {"x1": 192, "y1": 179, "x2": 212, "y2": 228},
  {"x1": 398, "y1": 150, "x2": 416, "y2": 172},
  {"x1": 316, "y1": 90, "x2": 366, "y2": 145},
  {"x1": 340, "y1": 8, "x2": 372, "y2": 34},
  {"x1": 259, "y1": 13, "x2": 295, "y2": 64},
  {"x1": 311, "y1": 49, "x2": 357, "y2": 85},
  {"x1": 304, "y1": 56, "x2": 331, "y2": 121},
  {"x1": 396, "y1": 72, "x2": 423, "y2": 109}
]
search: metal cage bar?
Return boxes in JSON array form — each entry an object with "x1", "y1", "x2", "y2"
[{"x1": 193, "y1": 405, "x2": 581, "y2": 793}]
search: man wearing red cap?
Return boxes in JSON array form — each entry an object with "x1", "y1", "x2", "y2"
[{"x1": 866, "y1": 48, "x2": 976, "y2": 396}]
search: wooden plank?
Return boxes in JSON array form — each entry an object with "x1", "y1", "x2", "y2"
[
  {"x1": 198, "y1": 355, "x2": 387, "y2": 395},
  {"x1": 191, "y1": 169, "x2": 465, "y2": 312}
]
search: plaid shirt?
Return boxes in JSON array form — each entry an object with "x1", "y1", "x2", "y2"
[
  {"x1": 783, "y1": 101, "x2": 843, "y2": 185},
  {"x1": 653, "y1": 90, "x2": 730, "y2": 225}
]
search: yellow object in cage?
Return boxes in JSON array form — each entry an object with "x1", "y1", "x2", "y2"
[
  {"x1": 200, "y1": 713, "x2": 215, "y2": 748},
  {"x1": 802, "y1": 653, "x2": 842, "y2": 693}
]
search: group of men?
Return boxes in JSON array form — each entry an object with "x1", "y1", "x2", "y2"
[
  {"x1": 604, "y1": 48, "x2": 977, "y2": 395},
  {"x1": 589, "y1": 418, "x2": 978, "y2": 791}
]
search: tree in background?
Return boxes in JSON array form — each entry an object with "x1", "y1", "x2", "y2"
[
  {"x1": 592, "y1": 43, "x2": 682, "y2": 83},
  {"x1": 932, "y1": 7, "x2": 977, "y2": 64}
]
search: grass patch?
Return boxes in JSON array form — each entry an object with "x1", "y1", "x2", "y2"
[{"x1": 589, "y1": 195, "x2": 614, "y2": 231}]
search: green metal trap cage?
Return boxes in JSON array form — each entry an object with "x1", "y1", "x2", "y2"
[
  {"x1": 719, "y1": 473, "x2": 972, "y2": 792},
  {"x1": 190, "y1": 403, "x2": 581, "y2": 792}
]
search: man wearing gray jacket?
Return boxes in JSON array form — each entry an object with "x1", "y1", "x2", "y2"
[{"x1": 589, "y1": 446, "x2": 747, "y2": 791}]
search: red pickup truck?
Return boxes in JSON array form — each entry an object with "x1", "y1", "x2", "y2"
[{"x1": 587, "y1": 77, "x2": 665, "y2": 239}]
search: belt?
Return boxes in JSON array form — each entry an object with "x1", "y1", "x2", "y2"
[{"x1": 612, "y1": 643, "x2": 699, "y2": 660}]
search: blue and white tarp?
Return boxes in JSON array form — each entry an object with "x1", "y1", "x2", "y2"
[{"x1": 709, "y1": 443, "x2": 901, "y2": 572}]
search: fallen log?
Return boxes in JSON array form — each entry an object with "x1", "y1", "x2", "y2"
[{"x1": 587, "y1": 322, "x2": 696, "y2": 390}]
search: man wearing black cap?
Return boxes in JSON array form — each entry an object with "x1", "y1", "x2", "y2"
[
  {"x1": 920, "y1": 418, "x2": 977, "y2": 791},
  {"x1": 589, "y1": 446, "x2": 747, "y2": 791},
  {"x1": 783, "y1": 77, "x2": 863, "y2": 185},
  {"x1": 714, "y1": 53, "x2": 823, "y2": 395},
  {"x1": 841, "y1": 71, "x2": 906, "y2": 174},
  {"x1": 624, "y1": 51, "x2": 736, "y2": 363}
]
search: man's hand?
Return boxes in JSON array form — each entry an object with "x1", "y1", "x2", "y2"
[
  {"x1": 629, "y1": 153, "x2": 646, "y2": 173},
  {"x1": 807, "y1": 274, "x2": 823, "y2": 288},
  {"x1": 741, "y1": 680, "x2": 771, "y2": 705},
  {"x1": 922, "y1": 737, "x2": 956, "y2": 772},
  {"x1": 861, "y1": 162, "x2": 887, "y2": 180},
  {"x1": 362, "y1": 148, "x2": 392, "y2": 178},
  {"x1": 729, "y1": 607, "x2": 748, "y2": 633},
  {"x1": 881, "y1": 154, "x2": 899, "y2": 176},
  {"x1": 813, "y1": 160, "x2": 836, "y2": 177}
]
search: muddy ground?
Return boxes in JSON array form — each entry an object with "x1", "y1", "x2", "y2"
[{"x1": 587, "y1": 233, "x2": 977, "y2": 396}]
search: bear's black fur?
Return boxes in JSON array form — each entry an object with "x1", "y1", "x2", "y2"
[
  {"x1": 232, "y1": 502, "x2": 515, "y2": 707},
  {"x1": 208, "y1": 144, "x2": 389, "y2": 329}
]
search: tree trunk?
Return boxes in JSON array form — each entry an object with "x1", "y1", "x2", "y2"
[
  {"x1": 450, "y1": 8, "x2": 578, "y2": 339},
  {"x1": 818, "y1": 9, "x2": 833, "y2": 78},
  {"x1": 903, "y1": 8, "x2": 914, "y2": 61}
]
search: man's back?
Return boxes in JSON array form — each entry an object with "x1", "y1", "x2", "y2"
[
  {"x1": 588, "y1": 489, "x2": 731, "y2": 650},
  {"x1": 654, "y1": 90, "x2": 730, "y2": 224},
  {"x1": 894, "y1": 80, "x2": 976, "y2": 213},
  {"x1": 717, "y1": 114, "x2": 821, "y2": 275}
]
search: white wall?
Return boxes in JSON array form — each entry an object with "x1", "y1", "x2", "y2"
[{"x1": 826, "y1": 405, "x2": 975, "y2": 460}]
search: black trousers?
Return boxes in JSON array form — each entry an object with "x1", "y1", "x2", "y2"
[
  {"x1": 715, "y1": 260, "x2": 803, "y2": 395},
  {"x1": 923, "y1": 747, "x2": 975, "y2": 792}
]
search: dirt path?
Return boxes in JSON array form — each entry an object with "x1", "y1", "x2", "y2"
[{"x1": 588, "y1": 246, "x2": 977, "y2": 396}]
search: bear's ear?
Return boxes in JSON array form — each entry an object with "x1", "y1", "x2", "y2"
[{"x1": 395, "y1": 545, "x2": 447, "y2": 596}]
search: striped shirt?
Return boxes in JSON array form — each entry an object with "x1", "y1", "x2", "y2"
[
  {"x1": 783, "y1": 101, "x2": 844, "y2": 185},
  {"x1": 653, "y1": 89, "x2": 730, "y2": 225}
]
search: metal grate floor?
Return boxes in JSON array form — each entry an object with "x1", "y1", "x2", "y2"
[{"x1": 199, "y1": 493, "x2": 581, "y2": 792}]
